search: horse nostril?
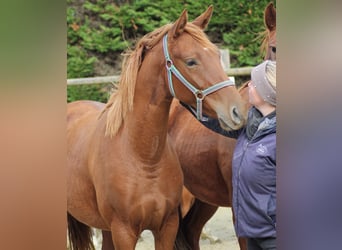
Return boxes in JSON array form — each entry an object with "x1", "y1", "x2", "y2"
[{"x1": 231, "y1": 106, "x2": 242, "y2": 125}]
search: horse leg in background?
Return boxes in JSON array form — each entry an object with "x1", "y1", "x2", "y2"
[
  {"x1": 179, "y1": 199, "x2": 218, "y2": 250},
  {"x1": 180, "y1": 187, "x2": 196, "y2": 218},
  {"x1": 101, "y1": 230, "x2": 114, "y2": 250},
  {"x1": 67, "y1": 213, "x2": 95, "y2": 250},
  {"x1": 238, "y1": 236, "x2": 247, "y2": 250}
]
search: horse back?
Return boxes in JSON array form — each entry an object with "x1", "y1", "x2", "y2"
[{"x1": 67, "y1": 100, "x2": 105, "y2": 126}]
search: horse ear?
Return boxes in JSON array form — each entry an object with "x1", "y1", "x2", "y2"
[
  {"x1": 171, "y1": 9, "x2": 188, "y2": 38},
  {"x1": 264, "y1": 2, "x2": 276, "y2": 32},
  {"x1": 192, "y1": 5, "x2": 213, "y2": 30}
]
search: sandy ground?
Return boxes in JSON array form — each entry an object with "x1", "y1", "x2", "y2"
[{"x1": 89, "y1": 207, "x2": 239, "y2": 250}]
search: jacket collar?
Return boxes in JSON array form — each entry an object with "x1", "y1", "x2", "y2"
[{"x1": 246, "y1": 107, "x2": 276, "y2": 140}]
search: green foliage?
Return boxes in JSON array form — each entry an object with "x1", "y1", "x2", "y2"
[
  {"x1": 67, "y1": 45, "x2": 97, "y2": 78},
  {"x1": 67, "y1": 83, "x2": 111, "y2": 103},
  {"x1": 67, "y1": 0, "x2": 274, "y2": 101},
  {"x1": 216, "y1": 0, "x2": 270, "y2": 66}
]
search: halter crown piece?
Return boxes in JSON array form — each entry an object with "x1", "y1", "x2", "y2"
[{"x1": 162, "y1": 34, "x2": 235, "y2": 121}]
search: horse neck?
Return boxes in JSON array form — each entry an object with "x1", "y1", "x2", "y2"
[{"x1": 125, "y1": 54, "x2": 173, "y2": 164}]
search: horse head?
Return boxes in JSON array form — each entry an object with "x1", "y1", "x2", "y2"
[{"x1": 164, "y1": 6, "x2": 247, "y2": 131}]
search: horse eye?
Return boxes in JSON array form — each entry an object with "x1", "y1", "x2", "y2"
[
  {"x1": 272, "y1": 47, "x2": 276, "y2": 53},
  {"x1": 186, "y1": 59, "x2": 197, "y2": 67}
]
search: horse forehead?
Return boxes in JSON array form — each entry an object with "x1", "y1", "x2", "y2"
[
  {"x1": 172, "y1": 45, "x2": 215, "y2": 59},
  {"x1": 176, "y1": 34, "x2": 214, "y2": 49},
  {"x1": 198, "y1": 46, "x2": 213, "y2": 54},
  {"x1": 179, "y1": 38, "x2": 206, "y2": 49}
]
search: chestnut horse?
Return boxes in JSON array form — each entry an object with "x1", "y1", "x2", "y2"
[
  {"x1": 67, "y1": 6, "x2": 247, "y2": 250},
  {"x1": 169, "y1": 3, "x2": 276, "y2": 250}
]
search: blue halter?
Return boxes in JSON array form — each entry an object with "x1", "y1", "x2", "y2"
[{"x1": 162, "y1": 34, "x2": 235, "y2": 121}]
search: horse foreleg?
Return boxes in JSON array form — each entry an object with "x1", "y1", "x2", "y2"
[
  {"x1": 154, "y1": 210, "x2": 179, "y2": 250},
  {"x1": 182, "y1": 199, "x2": 218, "y2": 250},
  {"x1": 110, "y1": 220, "x2": 139, "y2": 250}
]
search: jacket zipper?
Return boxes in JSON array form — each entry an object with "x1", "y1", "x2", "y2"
[{"x1": 236, "y1": 132, "x2": 259, "y2": 234}]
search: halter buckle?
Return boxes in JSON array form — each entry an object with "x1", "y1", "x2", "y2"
[{"x1": 195, "y1": 90, "x2": 204, "y2": 100}]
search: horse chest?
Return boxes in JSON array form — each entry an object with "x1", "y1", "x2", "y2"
[{"x1": 127, "y1": 193, "x2": 178, "y2": 229}]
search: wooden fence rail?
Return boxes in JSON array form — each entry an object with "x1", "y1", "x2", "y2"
[{"x1": 67, "y1": 67, "x2": 253, "y2": 86}]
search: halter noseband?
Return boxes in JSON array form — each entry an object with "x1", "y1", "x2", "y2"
[{"x1": 162, "y1": 34, "x2": 235, "y2": 121}]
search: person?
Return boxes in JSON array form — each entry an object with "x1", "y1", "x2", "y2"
[{"x1": 182, "y1": 60, "x2": 277, "y2": 250}]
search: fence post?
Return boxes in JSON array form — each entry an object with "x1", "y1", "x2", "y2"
[{"x1": 219, "y1": 49, "x2": 230, "y2": 71}]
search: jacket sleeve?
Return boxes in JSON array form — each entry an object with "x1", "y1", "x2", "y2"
[{"x1": 179, "y1": 101, "x2": 242, "y2": 139}]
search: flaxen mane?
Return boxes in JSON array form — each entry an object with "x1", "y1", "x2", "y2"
[
  {"x1": 259, "y1": 29, "x2": 270, "y2": 58},
  {"x1": 102, "y1": 22, "x2": 217, "y2": 137},
  {"x1": 101, "y1": 24, "x2": 172, "y2": 136}
]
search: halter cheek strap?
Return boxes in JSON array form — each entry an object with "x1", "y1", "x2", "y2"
[{"x1": 162, "y1": 34, "x2": 235, "y2": 121}]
